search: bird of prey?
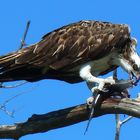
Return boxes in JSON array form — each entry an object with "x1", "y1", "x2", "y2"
[{"x1": 0, "y1": 20, "x2": 140, "y2": 92}]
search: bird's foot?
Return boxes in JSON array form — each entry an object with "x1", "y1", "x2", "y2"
[
  {"x1": 91, "y1": 76, "x2": 116, "y2": 93},
  {"x1": 86, "y1": 96, "x2": 94, "y2": 106},
  {"x1": 86, "y1": 93, "x2": 102, "y2": 108}
]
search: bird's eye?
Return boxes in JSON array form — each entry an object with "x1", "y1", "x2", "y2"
[{"x1": 133, "y1": 64, "x2": 139, "y2": 71}]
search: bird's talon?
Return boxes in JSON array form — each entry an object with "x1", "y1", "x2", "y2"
[{"x1": 86, "y1": 96, "x2": 94, "y2": 106}]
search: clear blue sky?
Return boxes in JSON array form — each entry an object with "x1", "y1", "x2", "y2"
[{"x1": 0, "y1": 0, "x2": 140, "y2": 140}]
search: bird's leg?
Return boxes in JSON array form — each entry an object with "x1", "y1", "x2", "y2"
[
  {"x1": 80, "y1": 65, "x2": 116, "y2": 92},
  {"x1": 86, "y1": 82, "x2": 100, "y2": 105}
]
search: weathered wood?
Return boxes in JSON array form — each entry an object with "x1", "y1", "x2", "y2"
[{"x1": 0, "y1": 97, "x2": 140, "y2": 139}]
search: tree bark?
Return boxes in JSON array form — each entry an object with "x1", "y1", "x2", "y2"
[{"x1": 0, "y1": 98, "x2": 140, "y2": 139}]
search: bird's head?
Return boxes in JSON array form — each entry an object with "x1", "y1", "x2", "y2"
[{"x1": 120, "y1": 37, "x2": 140, "y2": 84}]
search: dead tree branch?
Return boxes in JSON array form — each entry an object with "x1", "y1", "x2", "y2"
[
  {"x1": 0, "y1": 81, "x2": 27, "y2": 88},
  {"x1": 0, "y1": 97, "x2": 140, "y2": 139},
  {"x1": 19, "y1": 20, "x2": 30, "y2": 49},
  {"x1": 115, "y1": 114, "x2": 133, "y2": 140},
  {"x1": 0, "y1": 86, "x2": 37, "y2": 118}
]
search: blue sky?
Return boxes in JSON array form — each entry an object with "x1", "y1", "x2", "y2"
[{"x1": 0, "y1": 0, "x2": 140, "y2": 140}]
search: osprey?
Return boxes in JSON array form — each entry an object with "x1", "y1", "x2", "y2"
[{"x1": 0, "y1": 20, "x2": 140, "y2": 93}]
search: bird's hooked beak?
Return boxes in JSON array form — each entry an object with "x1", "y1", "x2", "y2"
[{"x1": 128, "y1": 38, "x2": 140, "y2": 85}]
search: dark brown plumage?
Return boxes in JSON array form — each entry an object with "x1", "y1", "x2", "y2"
[{"x1": 0, "y1": 20, "x2": 130, "y2": 83}]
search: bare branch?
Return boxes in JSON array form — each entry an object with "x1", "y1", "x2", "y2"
[
  {"x1": 114, "y1": 114, "x2": 133, "y2": 140},
  {"x1": 115, "y1": 114, "x2": 121, "y2": 140},
  {"x1": 0, "y1": 93, "x2": 25, "y2": 118},
  {"x1": 19, "y1": 20, "x2": 31, "y2": 50},
  {"x1": 0, "y1": 105, "x2": 14, "y2": 117},
  {"x1": 121, "y1": 116, "x2": 133, "y2": 125},
  {"x1": 0, "y1": 86, "x2": 37, "y2": 117},
  {"x1": 0, "y1": 97, "x2": 140, "y2": 139},
  {"x1": 0, "y1": 81, "x2": 27, "y2": 88}
]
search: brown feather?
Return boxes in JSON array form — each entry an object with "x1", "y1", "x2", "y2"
[{"x1": 0, "y1": 20, "x2": 130, "y2": 83}]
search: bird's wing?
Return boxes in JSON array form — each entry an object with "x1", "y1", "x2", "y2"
[{"x1": 5, "y1": 20, "x2": 131, "y2": 71}]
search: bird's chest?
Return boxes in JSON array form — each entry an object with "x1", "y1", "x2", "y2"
[
  {"x1": 67, "y1": 52, "x2": 117, "y2": 76},
  {"x1": 89, "y1": 54, "x2": 115, "y2": 76}
]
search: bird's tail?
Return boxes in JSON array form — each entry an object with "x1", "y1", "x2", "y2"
[
  {"x1": 0, "y1": 51, "x2": 39, "y2": 82},
  {"x1": 0, "y1": 51, "x2": 22, "y2": 82}
]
